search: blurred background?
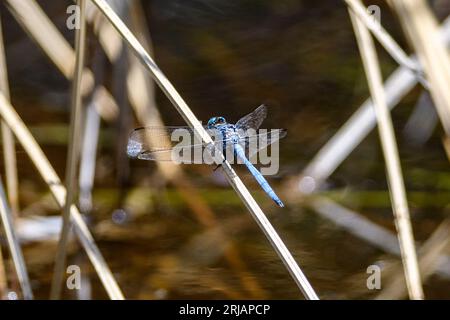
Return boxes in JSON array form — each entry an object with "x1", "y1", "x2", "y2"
[{"x1": 0, "y1": 0, "x2": 449, "y2": 299}]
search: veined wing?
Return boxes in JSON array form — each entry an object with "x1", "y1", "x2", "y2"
[
  {"x1": 137, "y1": 130, "x2": 286, "y2": 163},
  {"x1": 237, "y1": 128, "x2": 287, "y2": 158},
  {"x1": 127, "y1": 126, "x2": 226, "y2": 163},
  {"x1": 127, "y1": 126, "x2": 286, "y2": 163},
  {"x1": 128, "y1": 126, "x2": 193, "y2": 157},
  {"x1": 235, "y1": 104, "x2": 268, "y2": 131}
]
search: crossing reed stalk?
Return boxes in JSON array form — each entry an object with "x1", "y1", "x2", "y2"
[
  {"x1": 390, "y1": 0, "x2": 450, "y2": 135},
  {"x1": 0, "y1": 14, "x2": 19, "y2": 217},
  {"x1": 50, "y1": 0, "x2": 87, "y2": 300},
  {"x1": 349, "y1": 9, "x2": 424, "y2": 299},
  {"x1": 0, "y1": 178, "x2": 33, "y2": 299},
  {"x1": 344, "y1": 0, "x2": 423, "y2": 78}
]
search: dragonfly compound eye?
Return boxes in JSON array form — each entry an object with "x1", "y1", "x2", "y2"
[
  {"x1": 207, "y1": 117, "x2": 217, "y2": 128},
  {"x1": 217, "y1": 117, "x2": 226, "y2": 124}
]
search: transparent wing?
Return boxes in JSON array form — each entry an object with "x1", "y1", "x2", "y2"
[
  {"x1": 235, "y1": 104, "x2": 268, "y2": 131},
  {"x1": 128, "y1": 126, "x2": 205, "y2": 161},
  {"x1": 127, "y1": 126, "x2": 229, "y2": 163},
  {"x1": 127, "y1": 126, "x2": 286, "y2": 163},
  {"x1": 137, "y1": 144, "x2": 209, "y2": 162},
  {"x1": 237, "y1": 129, "x2": 287, "y2": 158},
  {"x1": 127, "y1": 126, "x2": 198, "y2": 153}
]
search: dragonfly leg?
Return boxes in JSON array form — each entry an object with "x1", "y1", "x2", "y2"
[{"x1": 213, "y1": 159, "x2": 227, "y2": 172}]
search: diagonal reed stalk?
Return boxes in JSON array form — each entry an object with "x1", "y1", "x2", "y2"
[
  {"x1": 344, "y1": 0, "x2": 425, "y2": 83},
  {"x1": 0, "y1": 178, "x2": 33, "y2": 299},
  {"x1": 5, "y1": 0, "x2": 122, "y2": 124},
  {"x1": 349, "y1": 9, "x2": 423, "y2": 299},
  {"x1": 5, "y1": 0, "x2": 74, "y2": 77},
  {"x1": 0, "y1": 12, "x2": 19, "y2": 218},
  {"x1": 297, "y1": 16, "x2": 450, "y2": 191},
  {"x1": 5, "y1": 0, "x2": 121, "y2": 123},
  {"x1": 390, "y1": 0, "x2": 450, "y2": 136},
  {"x1": 50, "y1": 0, "x2": 87, "y2": 299},
  {"x1": 5, "y1": 0, "x2": 95, "y2": 95},
  {"x1": 91, "y1": 0, "x2": 318, "y2": 299},
  {"x1": 0, "y1": 92, "x2": 124, "y2": 299}
]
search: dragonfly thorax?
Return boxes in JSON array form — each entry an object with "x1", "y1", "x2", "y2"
[{"x1": 210, "y1": 124, "x2": 240, "y2": 148}]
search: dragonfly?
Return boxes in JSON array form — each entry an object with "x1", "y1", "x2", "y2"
[{"x1": 127, "y1": 105, "x2": 287, "y2": 207}]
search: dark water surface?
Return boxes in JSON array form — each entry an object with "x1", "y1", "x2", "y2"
[{"x1": 1, "y1": 0, "x2": 449, "y2": 299}]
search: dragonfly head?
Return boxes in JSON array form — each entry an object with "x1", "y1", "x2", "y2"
[{"x1": 207, "y1": 116, "x2": 227, "y2": 129}]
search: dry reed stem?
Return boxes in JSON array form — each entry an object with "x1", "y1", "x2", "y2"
[
  {"x1": 0, "y1": 178, "x2": 33, "y2": 299},
  {"x1": 50, "y1": 0, "x2": 88, "y2": 300},
  {"x1": 345, "y1": 0, "x2": 424, "y2": 81},
  {"x1": 0, "y1": 13, "x2": 19, "y2": 217},
  {"x1": 0, "y1": 93, "x2": 124, "y2": 299},
  {"x1": 349, "y1": 9, "x2": 423, "y2": 299},
  {"x1": 5, "y1": 0, "x2": 95, "y2": 95},
  {"x1": 391, "y1": 0, "x2": 450, "y2": 135}
]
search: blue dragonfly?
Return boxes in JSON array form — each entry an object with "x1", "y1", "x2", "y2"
[{"x1": 127, "y1": 105, "x2": 287, "y2": 207}]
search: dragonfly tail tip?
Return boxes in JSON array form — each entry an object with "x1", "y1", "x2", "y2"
[{"x1": 275, "y1": 199, "x2": 285, "y2": 208}]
